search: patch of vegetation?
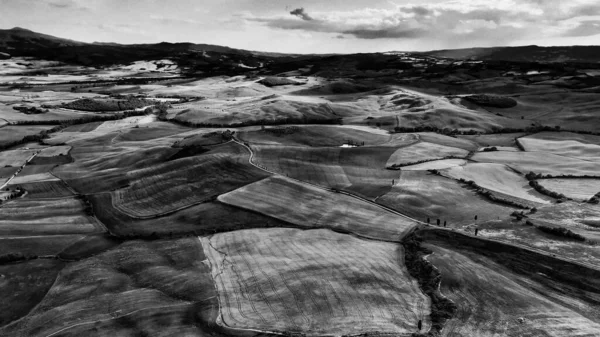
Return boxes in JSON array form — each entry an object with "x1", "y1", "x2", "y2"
[
  {"x1": 402, "y1": 233, "x2": 457, "y2": 336},
  {"x1": 388, "y1": 155, "x2": 464, "y2": 169},
  {"x1": 61, "y1": 96, "x2": 156, "y2": 112},
  {"x1": 12, "y1": 105, "x2": 48, "y2": 114},
  {"x1": 481, "y1": 146, "x2": 498, "y2": 152},
  {"x1": 463, "y1": 94, "x2": 517, "y2": 108},
  {"x1": 536, "y1": 224, "x2": 586, "y2": 242},
  {"x1": 257, "y1": 76, "x2": 302, "y2": 87}
]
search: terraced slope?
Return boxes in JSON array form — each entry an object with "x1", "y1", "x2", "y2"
[
  {"x1": 112, "y1": 142, "x2": 269, "y2": 217},
  {"x1": 202, "y1": 228, "x2": 430, "y2": 336}
]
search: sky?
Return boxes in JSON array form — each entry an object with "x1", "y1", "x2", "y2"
[{"x1": 1, "y1": 0, "x2": 600, "y2": 53}]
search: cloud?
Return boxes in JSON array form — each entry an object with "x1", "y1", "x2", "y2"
[
  {"x1": 290, "y1": 8, "x2": 312, "y2": 21},
  {"x1": 149, "y1": 15, "x2": 200, "y2": 25},
  {"x1": 563, "y1": 20, "x2": 600, "y2": 37},
  {"x1": 243, "y1": 0, "x2": 600, "y2": 45},
  {"x1": 42, "y1": 0, "x2": 89, "y2": 10}
]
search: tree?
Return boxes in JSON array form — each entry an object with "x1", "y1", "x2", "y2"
[
  {"x1": 474, "y1": 215, "x2": 478, "y2": 220},
  {"x1": 444, "y1": 220, "x2": 447, "y2": 227},
  {"x1": 427, "y1": 217, "x2": 430, "y2": 224}
]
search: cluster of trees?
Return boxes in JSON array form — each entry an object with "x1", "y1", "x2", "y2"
[
  {"x1": 1, "y1": 186, "x2": 25, "y2": 202},
  {"x1": 12, "y1": 106, "x2": 48, "y2": 114},
  {"x1": 0, "y1": 253, "x2": 38, "y2": 264},
  {"x1": 588, "y1": 192, "x2": 600, "y2": 204},
  {"x1": 402, "y1": 233, "x2": 457, "y2": 336},
  {"x1": 75, "y1": 195, "x2": 94, "y2": 216},
  {"x1": 60, "y1": 96, "x2": 157, "y2": 112},
  {"x1": 388, "y1": 155, "x2": 464, "y2": 169},
  {"x1": 528, "y1": 180, "x2": 567, "y2": 201},
  {"x1": 536, "y1": 224, "x2": 586, "y2": 242},
  {"x1": 168, "y1": 116, "x2": 342, "y2": 128},
  {"x1": 526, "y1": 171, "x2": 600, "y2": 180},
  {"x1": 393, "y1": 124, "x2": 600, "y2": 137},
  {"x1": 10, "y1": 109, "x2": 150, "y2": 127},
  {"x1": 263, "y1": 126, "x2": 300, "y2": 136},
  {"x1": 481, "y1": 146, "x2": 498, "y2": 152}
]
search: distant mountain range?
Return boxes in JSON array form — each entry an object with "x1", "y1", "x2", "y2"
[{"x1": 1, "y1": 27, "x2": 599, "y2": 65}]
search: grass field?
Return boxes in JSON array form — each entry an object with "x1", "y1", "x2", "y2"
[
  {"x1": 0, "y1": 238, "x2": 220, "y2": 337},
  {"x1": 0, "y1": 259, "x2": 66, "y2": 327},
  {"x1": 202, "y1": 228, "x2": 430, "y2": 335},
  {"x1": 112, "y1": 142, "x2": 269, "y2": 217},
  {"x1": 386, "y1": 142, "x2": 469, "y2": 166},
  {"x1": 537, "y1": 179, "x2": 600, "y2": 200},
  {"x1": 219, "y1": 176, "x2": 416, "y2": 240},
  {"x1": 0, "y1": 197, "x2": 100, "y2": 235},
  {"x1": 0, "y1": 149, "x2": 36, "y2": 168},
  {"x1": 378, "y1": 171, "x2": 517, "y2": 225},
  {"x1": 0, "y1": 125, "x2": 55, "y2": 147},
  {"x1": 441, "y1": 163, "x2": 553, "y2": 204},
  {"x1": 457, "y1": 132, "x2": 527, "y2": 147},
  {"x1": 472, "y1": 151, "x2": 600, "y2": 176}
]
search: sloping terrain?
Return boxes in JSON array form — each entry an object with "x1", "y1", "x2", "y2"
[
  {"x1": 218, "y1": 176, "x2": 416, "y2": 240},
  {"x1": 202, "y1": 228, "x2": 430, "y2": 336}
]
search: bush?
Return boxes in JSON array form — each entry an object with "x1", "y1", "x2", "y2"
[{"x1": 537, "y1": 225, "x2": 586, "y2": 242}]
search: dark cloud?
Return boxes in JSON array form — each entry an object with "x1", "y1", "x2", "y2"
[
  {"x1": 290, "y1": 8, "x2": 313, "y2": 21},
  {"x1": 343, "y1": 27, "x2": 427, "y2": 39}
]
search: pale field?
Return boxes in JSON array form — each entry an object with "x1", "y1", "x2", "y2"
[
  {"x1": 537, "y1": 179, "x2": 600, "y2": 200},
  {"x1": 10, "y1": 172, "x2": 58, "y2": 184},
  {"x1": 218, "y1": 176, "x2": 416, "y2": 240},
  {"x1": 37, "y1": 145, "x2": 71, "y2": 157},
  {"x1": 519, "y1": 137, "x2": 600, "y2": 162},
  {"x1": 442, "y1": 163, "x2": 553, "y2": 204},
  {"x1": 472, "y1": 151, "x2": 600, "y2": 176},
  {"x1": 386, "y1": 141, "x2": 469, "y2": 166},
  {"x1": 0, "y1": 149, "x2": 36, "y2": 167},
  {"x1": 202, "y1": 228, "x2": 430, "y2": 336}
]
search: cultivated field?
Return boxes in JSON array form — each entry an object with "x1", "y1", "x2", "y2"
[
  {"x1": 202, "y1": 228, "x2": 430, "y2": 335},
  {"x1": 0, "y1": 197, "x2": 100, "y2": 235},
  {"x1": 441, "y1": 163, "x2": 553, "y2": 204},
  {"x1": 519, "y1": 135, "x2": 600, "y2": 162},
  {"x1": 378, "y1": 171, "x2": 517, "y2": 225},
  {"x1": 537, "y1": 179, "x2": 600, "y2": 200},
  {"x1": 472, "y1": 151, "x2": 600, "y2": 176},
  {"x1": 386, "y1": 141, "x2": 469, "y2": 166},
  {"x1": 251, "y1": 145, "x2": 401, "y2": 199},
  {"x1": 112, "y1": 142, "x2": 269, "y2": 217},
  {"x1": 219, "y1": 176, "x2": 416, "y2": 240}
]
